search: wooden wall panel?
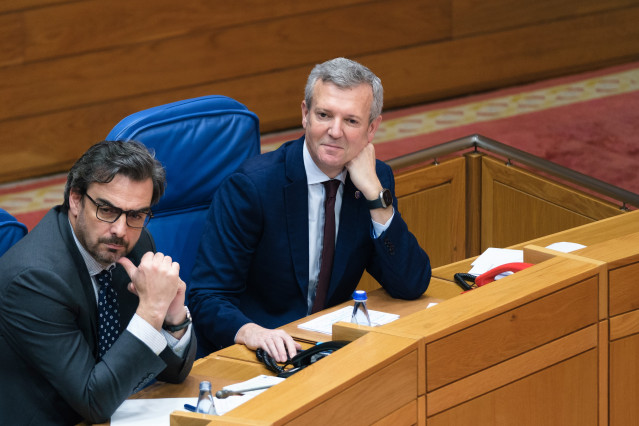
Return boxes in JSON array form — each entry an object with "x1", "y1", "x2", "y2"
[
  {"x1": 21, "y1": 0, "x2": 375, "y2": 61},
  {"x1": 2, "y1": 0, "x2": 639, "y2": 184},
  {"x1": 0, "y1": 0, "x2": 450, "y2": 122},
  {"x1": 452, "y1": 0, "x2": 639, "y2": 36},
  {"x1": 481, "y1": 156, "x2": 622, "y2": 250}
]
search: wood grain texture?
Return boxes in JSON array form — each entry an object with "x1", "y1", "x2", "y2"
[
  {"x1": 426, "y1": 325, "x2": 597, "y2": 416},
  {"x1": 452, "y1": 0, "x2": 639, "y2": 37},
  {"x1": 481, "y1": 156, "x2": 622, "y2": 250},
  {"x1": 427, "y1": 349, "x2": 598, "y2": 426},
  {"x1": 609, "y1": 333, "x2": 639, "y2": 426},
  {"x1": 2, "y1": 1, "x2": 639, "y2": 182},
  {"x1": 426, "y1": 276, "x2": 598, "y2": 390}
]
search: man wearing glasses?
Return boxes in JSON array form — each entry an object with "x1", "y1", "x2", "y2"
[{"x1": 0, "y1": 140, "x2": 196, "y2": 425}]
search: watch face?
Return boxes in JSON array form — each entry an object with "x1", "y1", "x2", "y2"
[{"x1": 382, "y1": 189, "x2": 392, "y2": 207}]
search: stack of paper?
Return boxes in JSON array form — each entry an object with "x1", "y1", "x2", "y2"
[{"x1": 298, "y1": 306, "x2": 399, "y2": 335}]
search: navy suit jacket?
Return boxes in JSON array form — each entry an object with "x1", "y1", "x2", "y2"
[
  {"x1": 0, "y1": 207, "x2": 196, "y2": 425},
  {"x1": 189, "y1": 136, "x2": 431, "y2": 355}
]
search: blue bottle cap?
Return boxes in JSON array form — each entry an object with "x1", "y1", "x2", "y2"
[{"x1": 352, "y1": 290, "x2": 367, "y2": 301}]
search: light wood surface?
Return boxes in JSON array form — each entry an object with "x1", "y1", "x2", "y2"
[
  {"x1": 609, "y1": 333, "x2": 639, "y2": 426},
  {"x1": 4, "y1": 1, "x2": 639, "y2": 182},
  {"x1": 100, "y1": 197, "x2": 639, "y2": 425},
  {"x1": 427, "y1": 349, "x2": 599, "y2": 426},
  {"x1": 283, "y1": 277, "x2": 462, "y2": 344}
]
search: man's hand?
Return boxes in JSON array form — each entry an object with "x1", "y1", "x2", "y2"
[
  {"x1": 345, "y1": 143, "x2": 380, "y2": 197},
  {"x1": 346, "y1": 143, "x2": 393, "y2": 223},
  {"x1": 118, "y1": 252, "x2": 184, "y2": 331},
  {"x1": 235, "y1": 323, "x2": 302, "y2": 363}
]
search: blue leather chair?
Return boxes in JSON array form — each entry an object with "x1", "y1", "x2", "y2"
[
  {"x1": 107, "y1": 95, "x2": 260, "y2": 289},
  {"x1": 0, "y1": 208, "x2": 28, "y2": 257}
]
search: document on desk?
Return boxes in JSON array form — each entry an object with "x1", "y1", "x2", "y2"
[
  {"x1": 110, "y1": 375, "x2": 285, "y2": 425},
  {"x1": 214, "y1": 375, "x2": 285, "y2": 415},
  {"x1": 110, "y1": 397, "x2": 197, "y2": 426},
  {"x1": 468, "y1": 243, "x2": 587, "y2": 277},
  {"x1": 298, "y1": 306, "x2": 400, "y2": 335}
]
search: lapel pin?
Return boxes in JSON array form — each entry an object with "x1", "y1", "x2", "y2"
[{"x1": 354, "y1": 191, "x2": 361, "y2": 199}]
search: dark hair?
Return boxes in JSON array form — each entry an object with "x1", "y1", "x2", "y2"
[
  {"x1": 304, "y1": 57, "x2": 383, "y2": 123},
  {"x1": 62, "y1": 140, "x2": 166, "y2": 210}
]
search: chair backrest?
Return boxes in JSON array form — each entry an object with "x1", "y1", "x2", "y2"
[
  {"x1": 107, "y1": 95, "x2": 260, "y2": 286},
  {"x1": 0, "y1": 208, "x2": 28, "y2": 257}
]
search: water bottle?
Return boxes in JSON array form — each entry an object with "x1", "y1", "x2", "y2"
[
  {"x1": 196, "y1": 380, "x2": 216, "y2": 415},
  {"x1": 350, "y1": 290, "x2": 371, "y2": 326}
]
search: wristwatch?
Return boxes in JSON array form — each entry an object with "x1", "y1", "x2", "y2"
[
  {"x1": 366, "y1": 188, "x2": 392, "y2": 209},
  {"x1": 162, "y1": 306, "x2": 192, "y2": 332}
]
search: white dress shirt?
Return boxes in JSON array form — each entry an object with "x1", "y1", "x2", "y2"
[{"x1": 303, "y1": 139, "x2": 393, "y2": 312}]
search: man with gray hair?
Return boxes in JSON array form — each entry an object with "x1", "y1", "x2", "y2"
[
  {"x1": 0, "y1": 140, "x2": 196, "y2": 425},
  {"x1": 190, "y1": 57, "x2": 431, "y2": 360}
]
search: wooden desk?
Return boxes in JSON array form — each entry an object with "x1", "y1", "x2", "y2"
[
  {"x1": 281, "y1": 277, "x2": 462, "y2": 344},
  {"x1": 111, "y1": 211, "x2": 639, "y2": 425},
  {"x1": 433, "y1": 208, "x2": 639, "y2": 282}
]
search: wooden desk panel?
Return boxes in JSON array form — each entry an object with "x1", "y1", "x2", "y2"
[
  {"x1": 386, "y1": 257, "x2": 598, "y2": 342},
  {"x1": 426, "y1": 276, "x2": 598, "y2": 390},
  {"x1": 610, "y1": 333, "x2": 639, "y2": 426},
  {"x1": 203, "y1": 332, "x2": 420, "y2": 425},
  {"x1": 428, "y1": 349, "x2": 598, "y2": 426},
  {"x1": 609, "y1": 261, "x2": 639, "y2": 317}
]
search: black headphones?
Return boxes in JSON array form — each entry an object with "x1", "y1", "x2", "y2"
[{"x1": 256, "y1": 340, "x2": 349, "y2": 378}]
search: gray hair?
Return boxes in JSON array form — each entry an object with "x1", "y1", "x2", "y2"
[
  {"x1": 304, "y1": 57, "x2": 383, "y2": 123},
  {"x1": 63, "y1": 140, "x2": 166, "y2": 210}
]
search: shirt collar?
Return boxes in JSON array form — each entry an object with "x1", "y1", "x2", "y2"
[
  {"x1": 303, "y1": 138, "x2": 347, "y2": 185},
  {"x1": 68, "y1": 219, "x2": 115, "y2": 276}
]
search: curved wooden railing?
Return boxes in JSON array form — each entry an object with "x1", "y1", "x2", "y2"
[{"x1": 386, "y1": 134, "x2": 639, "y2": 210}]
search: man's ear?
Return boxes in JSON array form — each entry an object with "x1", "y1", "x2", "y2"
[
  {"x1": 301, "y1": 100, "x2": 309, "y2": 129},
  {"x1": 367, "y1": 115, "x2": 382, "y2": 142},
  {"x1": 68, "y1": 189, "x2": 83, "y2": 217}
]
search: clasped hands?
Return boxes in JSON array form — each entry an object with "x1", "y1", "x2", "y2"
[{"x1": 118, "y1": 252, "x2": 187, "y2": 336}]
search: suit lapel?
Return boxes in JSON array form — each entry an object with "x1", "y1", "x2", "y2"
[
  {"x1": 284, "y1": 138, "x2": 310, "y2": 298},
  {"x1": 57, "y1": 209, "x2": 100, "y2": 354}
]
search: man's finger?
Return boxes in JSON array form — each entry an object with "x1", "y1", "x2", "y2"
[{"x1": 117, "y1": 256, "x2": 137, "y2": 279}]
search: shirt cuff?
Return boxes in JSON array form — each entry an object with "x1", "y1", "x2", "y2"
[
  {"x1": 127, "y1": 314, "x2": 168, "y2": 355},
  {"x1": 161, "y1": 323, "x2": 192, "y2": 358},
  {"x1": 371, "y1": 208, "x2": 395, "y2": 238}
]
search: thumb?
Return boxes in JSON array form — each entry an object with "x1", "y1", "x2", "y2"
[{"x1": 117, "y1": 256, "x2": 137, "y2": 280}]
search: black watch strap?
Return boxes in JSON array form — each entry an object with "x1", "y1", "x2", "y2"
[
  {"x1": 162, "y1": 306, "x2": 191, "y2": 332},
  {"x1": 366, "y1": 188, "x2": 392, "y2": 209}
]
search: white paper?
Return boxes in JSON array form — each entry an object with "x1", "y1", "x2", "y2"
[
  {"x1": 110, "y1": 397, "x2": 197, "y2": 426},
  {"x1": 545, "y1": 241, "x2": 586, "y2": 253},
  {"x1": 110, "y1": 375, "x2": 285, "y2": 424},
  {"x1": 468, "y1": 247, "x2": 523, "y2": 276},
  {"x1": 298, "y1": 306, "x2": 399, "y2": 335},
  {"x1": 213, "y1": 375, "x2": 285, "y2": 415},
  {"x1": 467, "y1": 242, "x2": 587, "y2": 277}
]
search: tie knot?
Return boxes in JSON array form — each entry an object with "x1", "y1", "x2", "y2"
[
  {"x1": 96, "y1": 269, "x2": 113, "y2": 287},
  {"x1": 323, "y1": 179, "x2": 340, "y2": 199}
]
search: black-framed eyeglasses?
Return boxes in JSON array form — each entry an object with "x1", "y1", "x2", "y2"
[{"x1": 84, "y1": 193, "x2": 153, "y2": 229}]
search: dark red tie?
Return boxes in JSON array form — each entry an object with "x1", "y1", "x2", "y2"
[{"x1": 312, "y1": 179, "x2": 341, "y2": 313}]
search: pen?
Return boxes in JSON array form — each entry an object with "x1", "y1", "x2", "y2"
[{"x1": 184, "y1": 404, "x2": 197, "y2": 412}]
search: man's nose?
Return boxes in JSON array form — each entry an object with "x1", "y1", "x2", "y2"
[
  {"x1": 327, "y1": 119, "x2": 343, "y2": 138},
  {"x1": 109, "y1": 214, "x2": 128, "y2": 236}
]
